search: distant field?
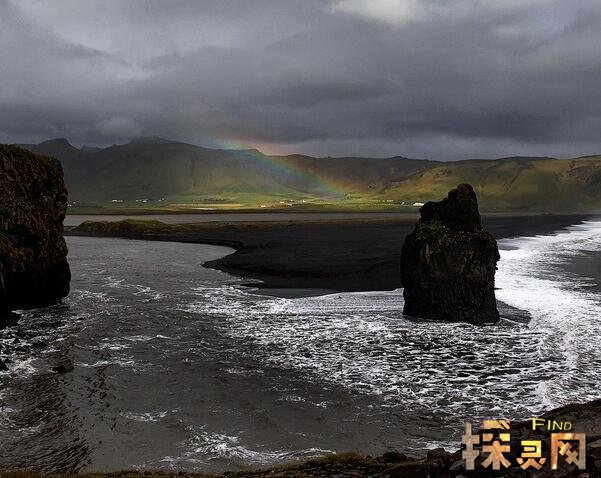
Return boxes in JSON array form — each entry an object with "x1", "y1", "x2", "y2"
[{"x1": 67, "y1": 200, "x2": 423, "y2": 215}]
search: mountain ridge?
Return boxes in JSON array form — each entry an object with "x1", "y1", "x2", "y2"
[{"x1": 16, "y1": 137, "x2": 601, "y2": 212}]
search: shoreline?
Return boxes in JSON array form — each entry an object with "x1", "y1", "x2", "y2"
[{"x1": 67, "y1": 213, "x2": 594, "y2": 292}]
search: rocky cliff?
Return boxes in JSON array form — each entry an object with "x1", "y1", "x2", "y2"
[
  {"x1": 0, "y1": 145, "x2": 70, "y2": 313},
  {"x1": 401, "y1": 184, "x2": 499, "y2": 324}
]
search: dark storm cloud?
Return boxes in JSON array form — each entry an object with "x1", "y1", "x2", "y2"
[{"x1": 2, "y1": 0, "x2": 601, "y2": 159}]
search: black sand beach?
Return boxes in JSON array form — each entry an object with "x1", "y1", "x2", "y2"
[{"x1": 68, "y1": 213, "x2": 594, "y2": 292}]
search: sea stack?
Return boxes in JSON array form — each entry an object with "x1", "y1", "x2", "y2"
[
  {"x1": 0, "y1": 145, "x2": 70, "y2": 314},
  {"x1": 401, "y1": 184, "x2": 500, "y2": 324}
]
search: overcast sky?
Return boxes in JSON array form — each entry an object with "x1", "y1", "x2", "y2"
[{"x1": 1, "y1": 0, "x2": 601, "y2": 159}]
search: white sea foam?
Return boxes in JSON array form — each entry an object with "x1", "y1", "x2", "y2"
[
  {"x1": 72, "y1": 290, "x2": 113, "y2": 303},
  {"x1": 104, "y1": 276, "x2": 164, "y2": 301},
  {"x1": 122, "y1": 410, "x2": 168, "y2": 422},
  {"x1": 2, "y1": 230, "x2": 599, "y2": 472},
  {"x1": 158, "y1": 425, "x2": 331, "y2": 468},
  {"x1": 496, "y1": 220, "x2": 601, "y2": 408},
  {"x1": 179, "y1": 221, "x2": 601, "y2": 422}
]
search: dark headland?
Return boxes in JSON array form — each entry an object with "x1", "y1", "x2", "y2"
[{"x1": 0, "y1": 145, "x2": 70, "y2": 314}]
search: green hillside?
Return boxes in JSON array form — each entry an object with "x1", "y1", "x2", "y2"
[
  {"x1": 18, "y1": 138, "x2": 601, "y2": 212},
  {"x1": 387, "y1": 156, "x2": 601, "y2": 211}
]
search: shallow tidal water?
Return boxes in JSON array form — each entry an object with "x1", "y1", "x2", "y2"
[{"x1": 0, "y1": 221, "x2": 600, "y2": 473}]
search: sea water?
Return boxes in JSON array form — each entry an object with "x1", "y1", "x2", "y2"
[{"x1": 0, "y1": 221, "x2": 599, "y2": 472}]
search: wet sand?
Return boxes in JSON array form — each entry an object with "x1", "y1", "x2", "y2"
[{"x1": 67, "y1": 213, "x2": 595, "y2": 291}]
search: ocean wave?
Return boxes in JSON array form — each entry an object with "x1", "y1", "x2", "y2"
[
  {"x1": 179, "y1": 222, "x2": 601, "y2": 423},
  {"x1": 496, "y1": 220, "x2": 601, "y2": 408},
  {"x1": 122, "y1": 410, "x2": 169, "y2": 423},
  {"x1": 2, "y1": 230, "x2": 599, "y2": 473},
  {"x1": 158, "y1": 425, "x2": 332, "y2": 469}
]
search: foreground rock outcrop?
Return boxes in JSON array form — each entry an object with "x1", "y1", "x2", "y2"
[
  {"x1": 401, "y1": 184, "x2": 499, "y2": 324},
  {"x1": 0, "y1": 145, "x2": 70, "y2": 314}
]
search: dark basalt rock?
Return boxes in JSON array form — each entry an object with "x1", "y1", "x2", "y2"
[
  {"x1": 401, "y1": 184, "x2": 500, "y2": 324},
  {"x1": 0, "y1": 145, "x2": 70, "y2": 314}
]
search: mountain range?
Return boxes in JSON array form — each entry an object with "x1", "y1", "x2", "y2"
[{"x1": 18, "y1": 137, "x2": 601, "y2": 212}]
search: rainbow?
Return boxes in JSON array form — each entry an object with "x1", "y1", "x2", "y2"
[{"x1": 211, "y1": 138, "x2": 350, "y2": 198}]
